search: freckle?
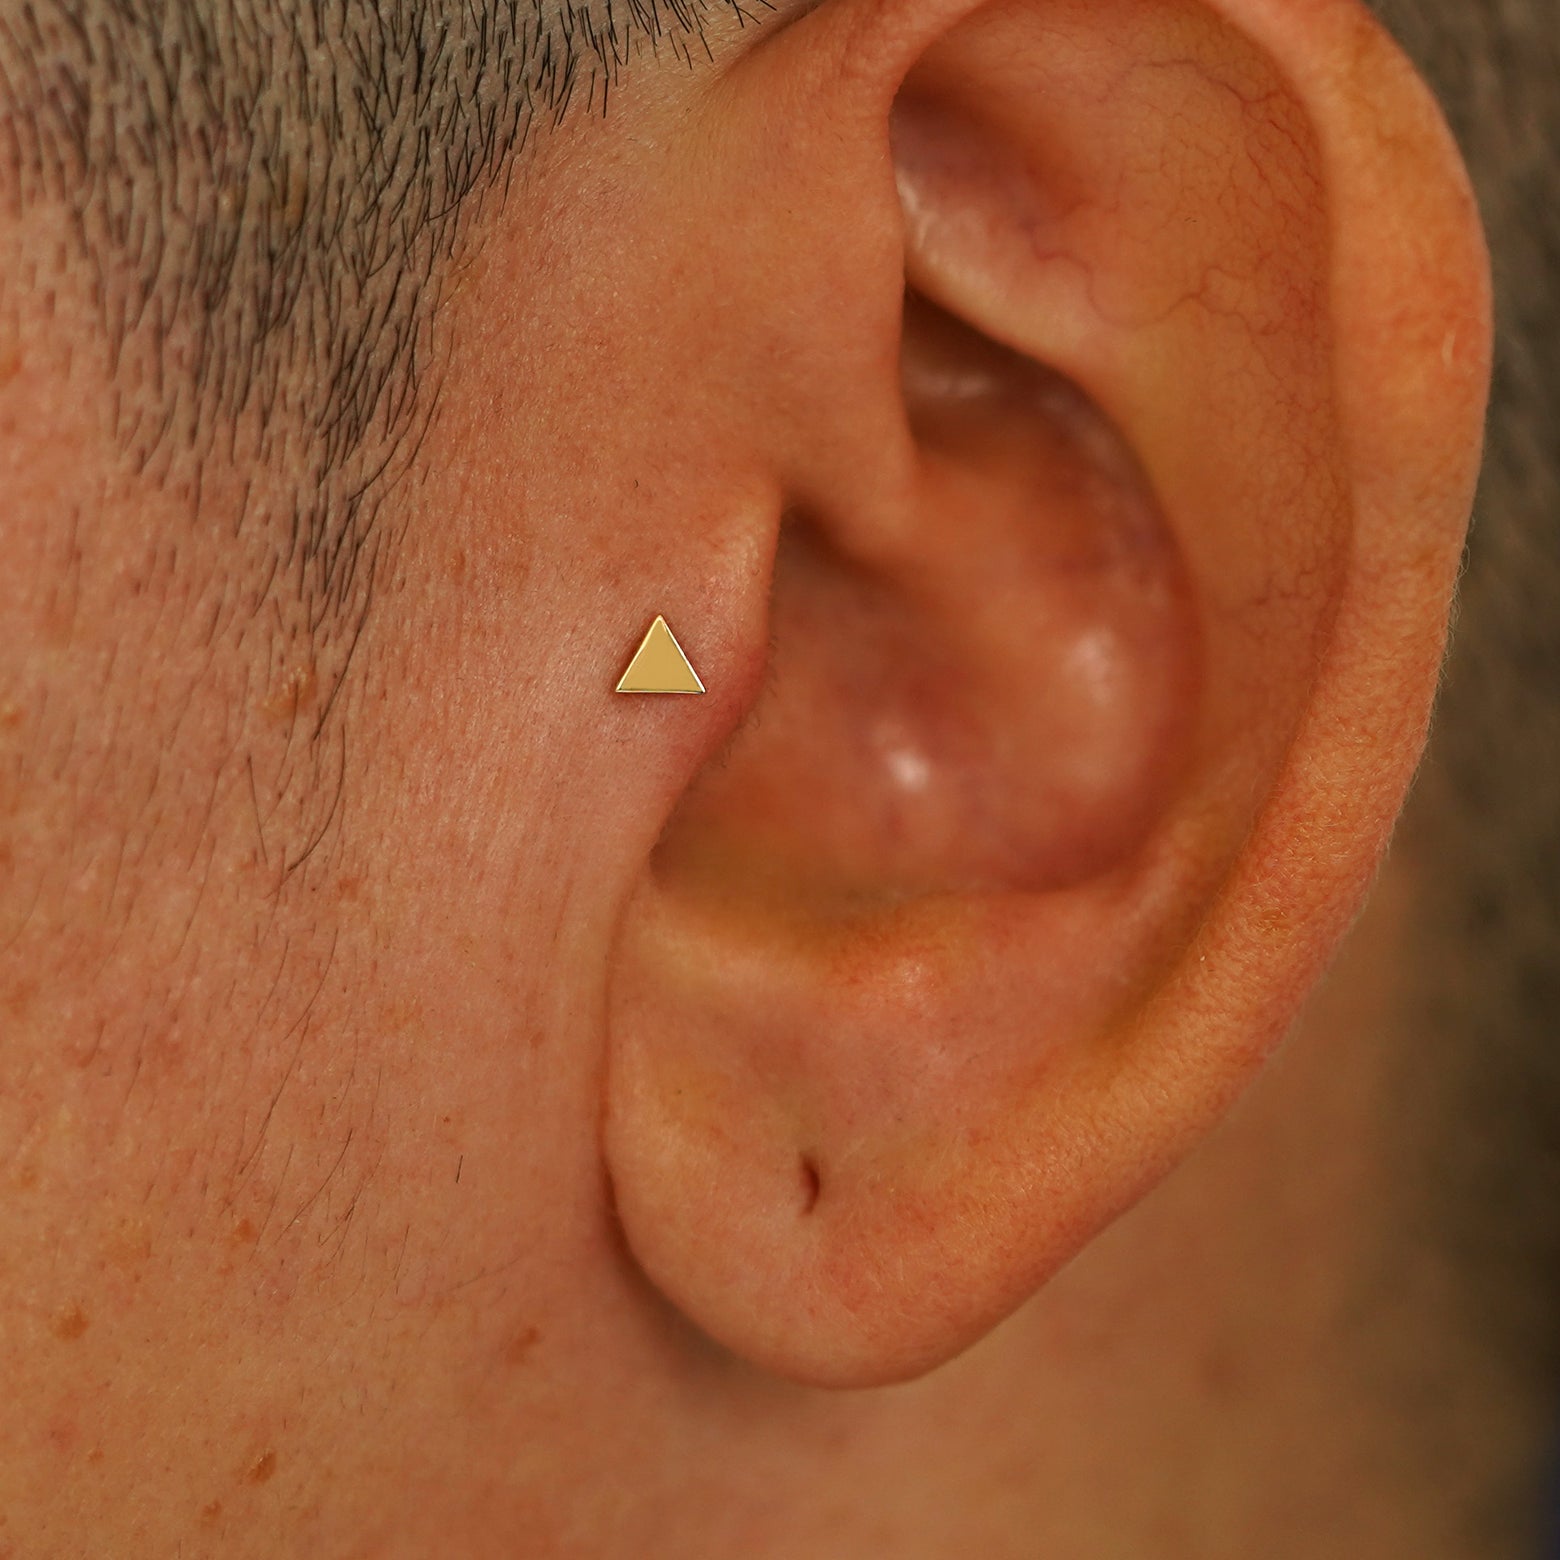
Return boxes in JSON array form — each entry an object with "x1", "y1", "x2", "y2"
[
  {"x1": 107, "y1": 1217, "x2": 152, "y2": 1268},
  {"x1": 376, "y1": 996, "x2": 424, "y2": 1036},
  {"x1": 86, "y1": 1446, "x2": 103, "y2": 1464},
  {"x1": 505, "y1": 1326, "x2": 542, "y2": 1367},
  {"x1": 14, "y1": 1166, "x2": 38, "y2": 1193},
  {"x1": 0, "y1": 700, "x2": 21, "y2": 729},
  {"x1": 149, "y1": 1033, "x2": 185, "y2": 1072},
  {"x1": 4, "y1": 979, "x2": 35, "y2": 1019},
  {"x1": 246, "y1": 1450, "x2": 277, "y2": 1485},
  {"x1": 199, "y1": 1500, "x2": 222, "y2": 1527},
  {"x1": 51, "y1": 1304, "x2": 89, "y2": 1341},
  {"x1": 230, "y1": 1219, "x2": 258, "y2": 1247}
]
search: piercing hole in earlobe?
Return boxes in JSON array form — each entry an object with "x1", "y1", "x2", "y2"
[{"x1": 799, "y1": 1154, "x2": 822, "y2": 1215}]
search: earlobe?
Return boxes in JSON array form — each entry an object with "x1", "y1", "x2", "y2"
[{"x1": 602, "y1": 0, "x2": 1490, "y2": 1388}]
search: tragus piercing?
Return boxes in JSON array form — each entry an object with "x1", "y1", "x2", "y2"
[{"x1": 615, "y1": 614, "x2": 705, "y2": 694}]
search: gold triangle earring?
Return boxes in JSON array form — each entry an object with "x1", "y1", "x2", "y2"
[{"x1": 615, "y1": 614, "x2": 705, "y2": 694}]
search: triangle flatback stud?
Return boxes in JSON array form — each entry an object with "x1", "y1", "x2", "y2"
[{"x1": 615, "y1": 614, "x2": 705, "y2": 694}]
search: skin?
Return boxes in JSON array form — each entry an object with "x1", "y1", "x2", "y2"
[{"x1": 0, "y1": 0, "x2": 1507, "y2": 1551}]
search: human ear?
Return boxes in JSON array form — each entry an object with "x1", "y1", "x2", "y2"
[{"x1": 600, "y1": 0, "x2": 1491, "y2": 1387}]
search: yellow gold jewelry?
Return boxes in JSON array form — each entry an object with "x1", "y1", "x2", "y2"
[{"x1": 615, "y1": 614, "x2": 705, "y2": 694}]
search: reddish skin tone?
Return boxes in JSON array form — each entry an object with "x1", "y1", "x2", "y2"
[{"x1": 0, "y1": 0, "x2": 1495, "y2": 1553}]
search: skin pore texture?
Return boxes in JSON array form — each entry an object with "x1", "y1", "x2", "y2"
[{"x1": 0, "y1": 0, "x2": 1532, "y2": 1555}]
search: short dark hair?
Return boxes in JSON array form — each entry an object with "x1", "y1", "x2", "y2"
[{"x1": 0, "y1": 0, "x2": 746, "y2": 626}]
